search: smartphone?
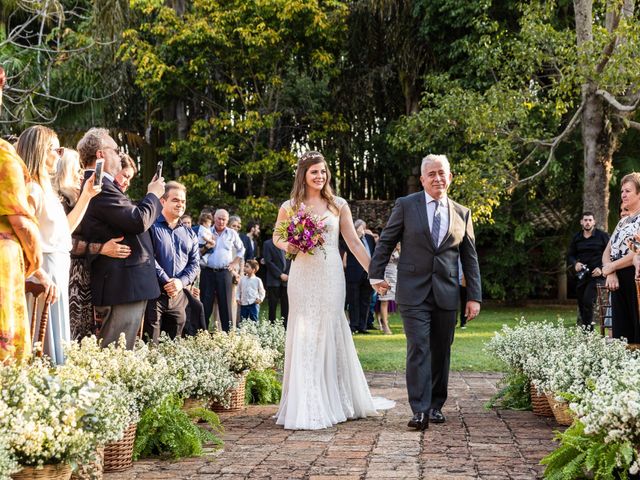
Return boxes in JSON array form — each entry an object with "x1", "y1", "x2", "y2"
[
  {"x1": 95, "y1": 159, "x2": 104, "y2": 185},
  {"x1": 155, "y1": 160, "x2": 163, "y2": 179}
]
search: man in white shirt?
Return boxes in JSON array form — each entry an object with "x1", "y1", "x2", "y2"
[{"x1": 199, "y1": 209, "x2": 245, "y2": 331}]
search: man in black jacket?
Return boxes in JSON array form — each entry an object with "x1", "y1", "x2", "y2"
[
  {"x1": 567, "y1": 212, "x2": 610, "y2": 330},
  {"x1": 262, "y1": 238, "x2": 290, "y2": 326},
  {"x1": 78, "y1": 128, "x2": 165, "y2": 349},
  {"x1": 343, "y1": 219, "x2": 376, "y2": 334}
]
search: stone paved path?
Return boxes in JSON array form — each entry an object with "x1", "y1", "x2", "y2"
[{"x1": 106, "y1": 372, "x2": 560, "y2": 479}]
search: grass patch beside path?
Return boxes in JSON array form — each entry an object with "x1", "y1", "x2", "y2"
[{"x1": 354, "y1": 304, "x2": 576, "y2": 372}]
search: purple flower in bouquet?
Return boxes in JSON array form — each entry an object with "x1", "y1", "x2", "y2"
[{"x1": 275, "y1": 203, "x2": 328, "y2": 260}]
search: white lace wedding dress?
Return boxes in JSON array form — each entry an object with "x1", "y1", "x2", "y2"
[{"x1": 275, "y1": 198, "x2": 394, "y2": 430}]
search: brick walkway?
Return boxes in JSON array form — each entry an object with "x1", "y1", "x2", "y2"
[{"x1": 106, "y1": 372, "x2": 559, "y2": 480}]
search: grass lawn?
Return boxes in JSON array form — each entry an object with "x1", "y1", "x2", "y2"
[{"x1": 353, "y1": 304, "x2": 577, "y2": 372}]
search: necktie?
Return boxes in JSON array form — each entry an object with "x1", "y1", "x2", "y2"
[
  {"x1": 361, "y1": 236, "x2": 370, "y2": 256},
  {"x1": 431, "y1": 200, "x2": 441, "y2": 248}
]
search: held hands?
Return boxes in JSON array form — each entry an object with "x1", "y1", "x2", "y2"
[
  {"x1": 164, "y1": 278, "x2": 184, "y2": 297},
  {"x1": 101, "y1": 236, "x2": 131, "y2": 259},
  {"x1": 591, "y1": 267, "x2": 602, "y2": 278},
  {"x1": 373, "y1": 280, "x2": 390, "y2": 295},
  {"x1": 280, "y1": 273, "x2": 288, "y2": 282},
  {"x1": 465, "y1": 300, "x2": 481, "y2": 321},
  {"x1": 147, "y1": 175, "x2": 165, "y2": 198}
]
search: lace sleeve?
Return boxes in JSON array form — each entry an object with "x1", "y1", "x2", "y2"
[
  {"x1": 334, "y1": 196, "x2": 348, "y2": 212},
  {"x1": 70, "y1": 237, "x2": 104, "y2": 257}
]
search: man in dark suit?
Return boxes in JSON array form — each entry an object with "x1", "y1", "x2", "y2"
[
  {"x1": 77, "y1": 128, "x2": 165, "y2": 349},
  {"x1": 343, "y1": 219, "x2": 376, "y2": 334},
  {"x1": 240, "y1": 220, "x2": 260, "y2": 261},
  {"x1": 370, "y1": 154, "x2": 481, "y2": 431},
  {"x1": 262, "y1": 238, "x2": 290, "y2": 326}
]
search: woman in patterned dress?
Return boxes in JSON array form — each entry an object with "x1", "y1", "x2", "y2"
[
  {"x1": 603, "y1": 172, "x2": 640, "y2": 343},
  {"x1": 0, "y1": 67, "x2": 55, "y2": 361}
]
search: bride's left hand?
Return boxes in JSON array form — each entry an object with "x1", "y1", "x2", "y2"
[{"x1": 286, "y1": 243, "x2": 299, "y2": 255}]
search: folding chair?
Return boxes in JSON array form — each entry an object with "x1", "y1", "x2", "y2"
[
  {"x1": 25, "y1": 281, "x2": 51, "y2": 357},
  {"x1": 595, "y1": 283, "x2": 612, "y2": 337}
]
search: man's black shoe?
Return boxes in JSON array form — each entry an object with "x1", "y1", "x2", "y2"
[
  {"x1": 358, "y1": 330, "x2": 370, "y2": 334},
  {"x1": 407, "y1": 412, "x2": 429, "y2": 430},
  {"x1": 428, "y1": 408, "x2": 446, "y2": 423}
]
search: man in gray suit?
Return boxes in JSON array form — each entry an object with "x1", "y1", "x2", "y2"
[{"x1": 369, "y1": 154, "x2": 481, "y2": 431}]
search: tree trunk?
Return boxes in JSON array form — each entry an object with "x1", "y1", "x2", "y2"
[{"x1": 581, "y1": 87, "x2": 615, "y2": 231}]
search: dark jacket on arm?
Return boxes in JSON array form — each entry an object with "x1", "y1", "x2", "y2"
[{"x1": 80, "y1": 174, "x2": 162, "y2": 306}]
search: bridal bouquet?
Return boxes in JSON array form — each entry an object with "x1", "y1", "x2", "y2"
[{"x1": 274, "y1": 203, "x2": 327, "y2": 260}]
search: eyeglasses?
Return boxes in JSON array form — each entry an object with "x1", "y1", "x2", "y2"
[{"x1": 101, "y1": 146, "x2": 123, "y2": 157}]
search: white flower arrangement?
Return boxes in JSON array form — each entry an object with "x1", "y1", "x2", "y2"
[
  {"x1": 571, "y1": 355, "x2": 640, "y2": 445},
  {"x1": 238, "y1": 317, "x2": 285, "y2": 370},
  {"x1": 64, "y1": 335, "x2": 177, "y2": 422},
  {"x1": 486, "y1": 318, "x2": 573, "y2": 389},
  {"x1": 540, "y1": 329, "x2": 631, "y2": 401},
  {"x1": 152, "y1": 332, "x2": 236, "y2": 401},
  {"x1": 210, "y1": 330, "x2": 276, "y2": 375},
  {"x1": 0, "y1": 358, "x2": 102, "y2": 471}
]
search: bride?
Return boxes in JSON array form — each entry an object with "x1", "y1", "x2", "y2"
[{"x1": 273, "y1": 151, "x2": 393, "y2": 430}]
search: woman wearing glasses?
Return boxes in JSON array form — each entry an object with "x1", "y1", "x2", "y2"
[{"x1": 16, "y1": 126, "x2": 100, "y2": 364}]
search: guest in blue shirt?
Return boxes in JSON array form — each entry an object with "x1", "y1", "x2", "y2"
[
  {"x1": 144, "y1": 181, "x2": 200, "y2": 343},
  {"x1": 200, "y1": 208, "x2": 245, "y2": 331}
]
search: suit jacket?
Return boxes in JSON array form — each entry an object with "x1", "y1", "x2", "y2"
[
  {"x1": 263, "y1": 239, "x2": 290, "y2": 287},
  {"x1": 342, "y1": 233, "x2": 376, "y2": 283},
  {"x1": 240, "y1": 233, "x2": 257, "y2": 260},
  {"x1": 80, "y1": 172, "x2": 162, "y2": 306},
  {"x1": 369, "y1": 191, "x2": 481, "y2": 310}
]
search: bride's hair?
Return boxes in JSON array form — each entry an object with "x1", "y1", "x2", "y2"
[{"x1": 290, "y1": 151, "x2": 339, "y2": 215}]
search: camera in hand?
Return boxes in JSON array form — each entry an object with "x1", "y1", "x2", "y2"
[{"x1": 576, "y1": 265, "x2": 590, "y2": 281}]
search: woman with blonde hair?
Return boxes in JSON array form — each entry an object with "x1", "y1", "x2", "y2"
[
  {"x1": 17, "y1": 126, "x2": 100, "y2": 363},
  {"x1": 603, "y1": 172, "x2": 640, "y2": 343},
  {"x1": 272, "y1": 151, "x2": 393, "y2": 430}
]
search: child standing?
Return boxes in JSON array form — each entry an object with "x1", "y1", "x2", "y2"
[{"x1": 237, "y1": 259, "x2": 265, "y2": 321}]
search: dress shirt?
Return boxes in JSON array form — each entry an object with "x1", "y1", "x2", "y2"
[
  {"x1": 425, "y1": 191, "x2": 449, "y2": 247},
  {"x1": 149, "y1": 215, "x2": 200, "y2": 286},
  {"x1": 207, "y1": 227, "x2": 245, "y2": 269},
  {"x1": 237, "y1": 275, "x2": 266, "y2": 305},
  {"x1": 360, "y1": 234, "x2": 371, "y2": 256}
]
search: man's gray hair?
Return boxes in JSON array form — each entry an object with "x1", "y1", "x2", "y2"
[
  {"x1": 229, "y1": 215, "x2": 241, "y2": 224},
  {"x1": 214, "y1": 209, "x2": 229, "y2": 219},
  {"x1": 77, "y1": 127, "x2": 112, "y2": 168},
  {"x1": 354, "y1": 219, "x2": 366, "y2": 230},
  {"x1": 421, "y1": 154, "x2": 451, "y2": 174}
]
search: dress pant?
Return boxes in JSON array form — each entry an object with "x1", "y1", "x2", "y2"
[
  {"x1": 200, "y1": 267, "x2": 233, "y2": 332},
  {"x1": 266, "y1": 284, "x2": 289, "y2": 326},
  {"x1": 399, "y1": 295, "x2": 457, "y2": 414},
  {"x1": 95, "y1": 300, "x2": 147, "y2": 350},
  {"x1": 611, "y1": 266, "x2": 640, "y2": 343},
  {"x1": 576, "y1": 277, "x2": 603, "y2": 330},
  {"x1": 144, "y1": 290, "x2": 188, "y2": 344},
  {"x1": 183, "y1": 288, "x2": 206, "y2": 336},
  {"x1": 346, "y1": 278, "x2": 373, "y2": 332}
]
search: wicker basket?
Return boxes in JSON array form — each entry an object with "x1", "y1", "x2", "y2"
[
  {"x1": 546, "y1": 393, "x2": 573, "y2": 426},
  {"x1": 70, "y1": 447, "x2": 104, "y2": 480},
  {"x1": 11, "y1": 464, "x2": 72, "y2": 480},
  {"x1": 211, "y1": 373, "x2": 247, "y2": 413},
  {"x1": 103, "y1": 423, "x2": 137, "y2": 473},
  {"x1": 530, "y1": 383, "x2": 553, "y2": 417}
]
